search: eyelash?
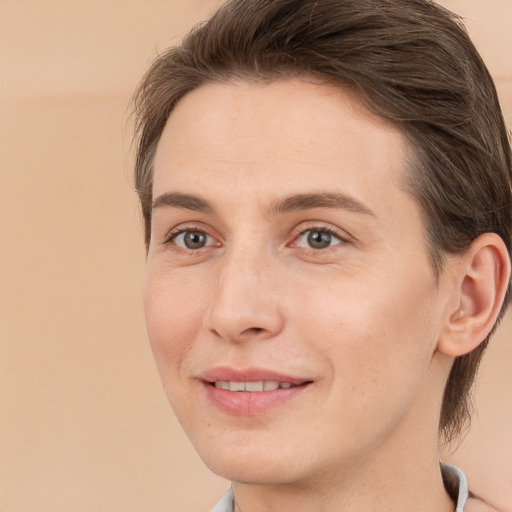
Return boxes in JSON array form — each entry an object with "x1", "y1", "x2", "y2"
[
  {"x1": 164, "y1": 225, "x2": 217, "y2": 253},
  {"x1": 163, "y1": 224, "x2": 350, "y2": 254},
  {"x1": 290, "y1": 225, "x2": 348, "y2": 252}
]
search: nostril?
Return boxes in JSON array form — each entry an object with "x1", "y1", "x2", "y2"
[
  {"x1": 241, "y1": 327, "x2": 264, "y2": 337},
  {"x1": 247, "y1": 327, "x2": 263, "y2": 334}
]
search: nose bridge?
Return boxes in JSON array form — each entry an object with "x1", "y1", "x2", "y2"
[{"x1": 205, "y1": 237, "x2": 283, "y2": 341}]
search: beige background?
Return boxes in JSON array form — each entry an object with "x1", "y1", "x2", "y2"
[{"x1": 0, "y1": 1, "x2": 511, "y2": 511}]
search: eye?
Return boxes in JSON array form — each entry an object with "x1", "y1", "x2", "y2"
[
  {"x1": 170, "y1": 230, "x2": 216, "y2": 250},
  {"x1": 295, "y1": 229, "x2": 343, "y2": 250}
]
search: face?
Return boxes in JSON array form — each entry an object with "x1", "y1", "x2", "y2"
[{"x1": 145, "y1": 80, "x2": 454, "y2": 486}]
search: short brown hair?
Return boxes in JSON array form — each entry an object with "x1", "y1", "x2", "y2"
[{"x1": 133, "y1": 0, "x2": 512, "y2": 443}]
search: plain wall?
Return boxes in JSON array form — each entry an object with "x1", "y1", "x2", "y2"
[{"x1": 1, "y1": 1, "x2": 511, "y2": 510}]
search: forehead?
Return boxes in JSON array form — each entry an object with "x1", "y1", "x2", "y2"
[{"x1": 153, "y1": 79, "x2": 413, "y2": 221}]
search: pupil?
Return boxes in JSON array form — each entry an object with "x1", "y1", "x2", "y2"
[
  {"x1": 307, "y1": 230, "x2": 331, "y2": 249},
  {"x1": 185, "y1": 231, "x2": 206, "y2": 249}
]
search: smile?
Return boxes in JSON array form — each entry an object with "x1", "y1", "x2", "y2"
[
  {"x1": 200, "y1": 367, "x2": 313, "y2": 414},
  {"x1": 213, "y1": 381, "x2": 295, "y2": 391}
]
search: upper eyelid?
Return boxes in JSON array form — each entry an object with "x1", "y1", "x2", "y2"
[
  {"x1": 291, "y1": 222, "x2": 353, "y2": 242},
  {"x1": 295, "y1": 226, "x2": 342, "y2": 237}
]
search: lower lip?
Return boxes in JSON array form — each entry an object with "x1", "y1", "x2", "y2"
[{"x1": 203, "y1": 382, "x2": 310, "y2": 415}]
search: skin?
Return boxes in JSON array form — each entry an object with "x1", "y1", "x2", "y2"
[{"x1": 144, "y1": 79, "x2": 501, "y2": 511}]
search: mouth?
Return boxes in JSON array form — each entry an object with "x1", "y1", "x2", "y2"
[{"x1": 200, "y1": 367, "x2": 313, "y2": 415}]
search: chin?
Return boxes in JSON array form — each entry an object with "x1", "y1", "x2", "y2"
[
  {"x1": 209, "y1": 462, "x2": 299, "y2": 486},
  {"x1": 198, "y1": 445, "x2": 310, "y2": 485}
]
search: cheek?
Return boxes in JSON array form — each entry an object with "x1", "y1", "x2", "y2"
[
  {"x1": 297, "y1": 268, "x2": 438, "y2": 402},
  {"x1": 143, "y1": 271, "x2": 206, "y2": 382}
]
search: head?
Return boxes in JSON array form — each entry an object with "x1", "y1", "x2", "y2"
[{"x1": 134, "y1": 0, "x2": 511, "y2": 448}]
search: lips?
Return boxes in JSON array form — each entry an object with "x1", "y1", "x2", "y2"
[
  {"x1": 200, "y1": 367, "x2": 312, "y2": 415},
  {"x1": 201, "y1": 366, "x2": 310, "y2": 385}
]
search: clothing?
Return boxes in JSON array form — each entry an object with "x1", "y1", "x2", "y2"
[
  {"x1": 211, "y1": 489, "x2": 235, "y2": 512},
  {"x1": 211, "y1": 463, "x2": 469, "y2": 512},
  {"x1": 442, "y1": 464, "x2": 469, "y2": 512}
]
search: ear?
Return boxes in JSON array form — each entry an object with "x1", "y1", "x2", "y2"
[{"x1": 437, "y1": 233, "x2": 511, "y2": 357}]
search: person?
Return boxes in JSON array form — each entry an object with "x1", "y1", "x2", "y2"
[{"x1": 132, "y1": 0, "x2": 512, "y2": 510}]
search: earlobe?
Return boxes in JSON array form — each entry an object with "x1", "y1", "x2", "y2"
[{"x1": 438, "y1": 233, "x2": 511, "y2": 357}]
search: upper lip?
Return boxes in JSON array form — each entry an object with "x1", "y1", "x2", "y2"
[{"x1": 200, "y1": 366, "x2": 312, "y2": 385}]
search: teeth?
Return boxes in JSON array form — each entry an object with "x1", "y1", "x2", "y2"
[
  {"x1": 230, "y1": 381, "x2": 245, "y2": 392},
  {"x1": 245, "y1": 381, "x2": 264, "y2": 392},
  {"x1": 263, "y1": 381, "x2": 280, "y2": 391},
  {"x1": 213, "y1": 381, "x2": 295, "y2": 392}
]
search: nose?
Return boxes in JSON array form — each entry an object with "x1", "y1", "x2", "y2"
[{"x1": 204, "y1": 244, "x2": 285, "y2": 343}]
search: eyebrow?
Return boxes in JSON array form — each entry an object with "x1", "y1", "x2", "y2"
[
  {"x1": 268, "y1": 192, "x2": 375, "y2": 216},
  {"x1": 152, "y1": 192, "x2": 213, "y2": 212},
  {"x1": 152, "y1": 191, "x2": 375, "y2": 217}
]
